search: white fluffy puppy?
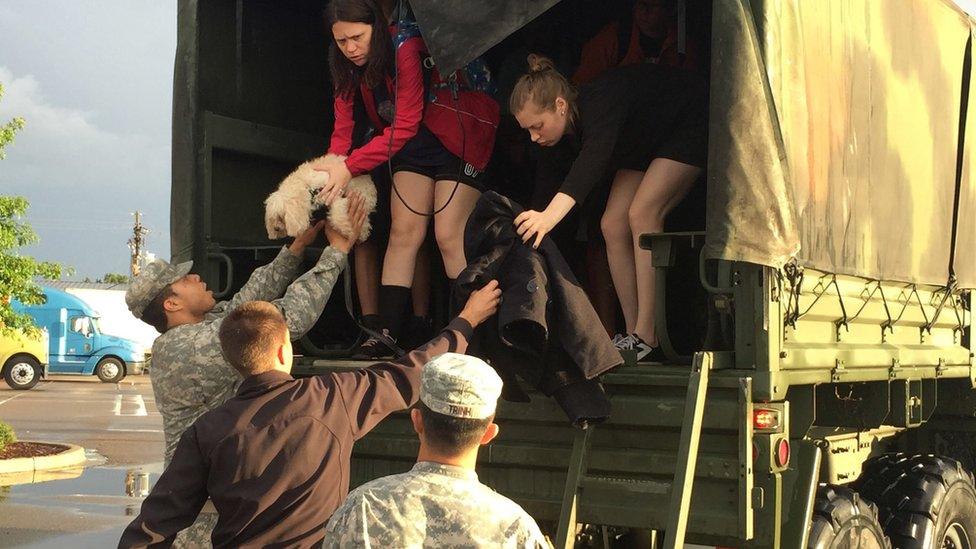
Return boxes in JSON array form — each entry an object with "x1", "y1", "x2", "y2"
[{"x1": 264, "y1": 153, "x2": 377, "y2": 242}]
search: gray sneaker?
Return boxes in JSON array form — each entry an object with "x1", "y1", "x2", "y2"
[
  {"x1": 611, "y1": 333, "x2": 630, "y2": 350},
  {"x1": 617, "y1": 334, "x2": 654, "y2": 362}
]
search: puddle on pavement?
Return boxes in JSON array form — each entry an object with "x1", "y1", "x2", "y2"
[
  {"x1": 12, "y1": 527, "x2": 132, "y2": 549},
  {"x1": 0, "y1": 462, "x2": 164, "y2": 516},
  {"x1": 0, "y1": 461, "x2": 166, "y2": 547}
]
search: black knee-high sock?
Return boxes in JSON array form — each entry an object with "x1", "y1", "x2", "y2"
[
  {"x1": 379, "y1": 285, "x2": 411, "y2": 340},
  {"x1": 360, "y1": 314, "x2": 382, "y2": 331},
  {"x1": 447, "y1": 277, "x2": 461, "y2": 317}
]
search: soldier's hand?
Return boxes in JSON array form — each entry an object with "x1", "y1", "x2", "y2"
[
  {"x1": 458, "y1": 280, "x2": 502, "y2": 328},
  {"x1": 324, "y1": 194, "x2": 367, "y2": 254},
  {"x1": 288, "y1": 220, "x2": 326, "y2": 256}
]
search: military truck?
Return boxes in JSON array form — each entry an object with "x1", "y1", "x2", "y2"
[{"x1": 171, "y1": 0, "x2": 976, "y2": 546}]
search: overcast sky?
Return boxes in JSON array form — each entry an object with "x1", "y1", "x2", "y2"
[{"x1": 0, "y1": 1, "x2": 175, "y2": 280}]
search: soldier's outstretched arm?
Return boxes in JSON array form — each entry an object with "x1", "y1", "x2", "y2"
[
  {"x1": 270, "y1": 244, "x2": 347, "y2": 339},
  {"x1": 271, "y1": 195, "x2": 367, "y2": 338},
  {"x1": 215, "y1": 222, "x2": 325, "y2": 316}
]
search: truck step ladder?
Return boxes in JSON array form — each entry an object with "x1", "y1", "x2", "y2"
[{"x1": 555, "y1": 352, "x2": 713, "y2": 549}]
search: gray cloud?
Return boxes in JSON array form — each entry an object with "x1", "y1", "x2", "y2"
[{"x1": 0, "y1": 2, "x2": 175, "y2": 279}]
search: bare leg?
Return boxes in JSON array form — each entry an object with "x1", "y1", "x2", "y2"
[
  {"x1": 585, "y1": 239, "x2": 618, "y2": 336},
  {"x1": 432, "y1": 180, "x2": 482, "y2": 279},
  {"x1": 629, "y1": 158, "x2": 701, "y2": 345},
  {"x1": 601, "y1": 169, "x2": 643, "y2": 334},
  {"x1": 382, "y1": 171, "x2": 435, "y2": 287},
  {"x1": 354, "y1": 239, "x2": 381, "y2": 316}
]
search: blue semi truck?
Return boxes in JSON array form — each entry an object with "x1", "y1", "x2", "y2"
[{"x1": 12, "y1": 287, "x2": 147, "y2": 383}]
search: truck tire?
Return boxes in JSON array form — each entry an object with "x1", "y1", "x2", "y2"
[
  {"x1": 3, "y1": 355, "x2": 41, "y2": 390},
  {"x1": 854, "y1": 454, "x2": 976, "y2": 549},
  {"x1": 95, "y1": 357, "x2": 125, "y2": 383},
  {"x1": 807, "y1": 484, "x2": 890, "y2": 549}
]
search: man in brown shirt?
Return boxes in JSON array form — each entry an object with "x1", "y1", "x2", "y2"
[{"x1": 118, "y1": 281, "x2": 500, "y2": 548}]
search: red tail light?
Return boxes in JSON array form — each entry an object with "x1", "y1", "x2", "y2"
[
  {"x1": 775, "y1": 438, "x2": 791, "y2": 468},
  {"x1": 753, "y1": 408, "x2": 781, "y2": 431}
]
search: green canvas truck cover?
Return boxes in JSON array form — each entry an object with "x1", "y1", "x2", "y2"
[{"x1": 706, "y1": 0, "x2": 976, "y2": 289}]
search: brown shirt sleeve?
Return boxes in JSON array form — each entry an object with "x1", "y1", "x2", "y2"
[
  {"x1": 332, "y1": 317, "x2": 474, "y2": 440},
  {"x1": 118, "y1": 426, "x2": 210, "y2": 548}
]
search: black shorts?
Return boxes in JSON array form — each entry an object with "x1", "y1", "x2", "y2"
[
  {"x1": 613, "y1": 95, "x2": 708, "y2": 172},
  {"x1": 384, "y1": 123, "x2": 490, "y2": 192},
  {"x1": 391, "y1": 156, "x2": 489, "y2": 192}
]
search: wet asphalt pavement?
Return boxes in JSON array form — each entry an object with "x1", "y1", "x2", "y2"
[{"x1": 0, "y1": 375, "x2": 163, "y2": 547}]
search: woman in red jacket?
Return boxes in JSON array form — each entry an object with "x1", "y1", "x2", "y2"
[{"x1": 317, "y1": 0, "x2": 497, "y2": 358}]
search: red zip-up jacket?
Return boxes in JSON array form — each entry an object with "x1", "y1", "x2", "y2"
[{"x1": 328, "y1": 34, "x2": 427, "y2": 176}]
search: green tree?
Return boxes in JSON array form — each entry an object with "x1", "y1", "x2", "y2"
[
  {"x1": 0, "y1": 198, "x2": 64, "y2": 335},
  {"x1": 0, "y1": 84, "x2": 24, "y2": 160},
  {"x1": 1, "y1": 82, "x2": 66, "y2": 335},
  {"x1": 102, "y1": 273, "x2": 130, "y2": 284}
]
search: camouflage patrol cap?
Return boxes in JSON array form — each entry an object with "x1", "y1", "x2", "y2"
[
  {"x1": 420, "y1": 353, "x2": 503, "y2": 420},
  {"x1": 125, "y1": 259, "x2": 193, "y2": 319}
]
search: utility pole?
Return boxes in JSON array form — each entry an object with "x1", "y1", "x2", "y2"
[{"x1": 128, "y1": 211, "x2": 149, "y2": 277}]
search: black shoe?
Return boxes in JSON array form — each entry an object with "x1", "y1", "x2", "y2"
[
  {"x1": 642, "y1": 344, "x2": 668, "y2": 364},
  {"x1": 351, "y1": 328, "x2": 398, "y2": 360}
]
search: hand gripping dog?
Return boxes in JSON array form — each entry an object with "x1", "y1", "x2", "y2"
[{"x1": 264, "y1": 153, "x2": 378, "y2": 242}]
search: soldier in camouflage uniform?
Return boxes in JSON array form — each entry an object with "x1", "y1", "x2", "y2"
[
  {"x1": 324, "y1": 353, "x2": 551, "y2": 548},
  {"x1": 125, "y1": 196, "x2": 367, "y2": 547}
]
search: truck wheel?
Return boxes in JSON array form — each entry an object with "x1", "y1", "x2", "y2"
[
  {"x1": 855, "y1": 454, "x2": 976, "y2": 549},
  {"x1": 95, "y1": 357, "x2": 125, "y2": 383},
  {"x1": 807, "y1": 484, "x2": 890, "y2": 549},
  {"x1": 3, "y1": 355, "x2": 41, "y2": 390}
]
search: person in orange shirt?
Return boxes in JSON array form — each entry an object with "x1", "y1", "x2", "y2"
[{"x1": 573, "y1": 0, "x2": 700, "y2": 86}]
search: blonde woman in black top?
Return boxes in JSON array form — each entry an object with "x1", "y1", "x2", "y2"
[{"x1": 510, "y1": 56, "x2": 706, "y2": 361}]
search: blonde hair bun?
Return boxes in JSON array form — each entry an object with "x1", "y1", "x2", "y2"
[
  {"x1": 526, "y1": 53, "x2": 556, "y2": 73},
  {"x1": 511, "y1": 54, "x2": 577, "y2": 116}
]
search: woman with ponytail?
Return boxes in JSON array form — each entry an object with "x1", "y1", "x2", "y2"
[
  {"x1": 510, "y1": 55, "x2": 706, "y2": 362},
  {"x1": 319, "y1": 0, "x2": 498, "y2": 358}
]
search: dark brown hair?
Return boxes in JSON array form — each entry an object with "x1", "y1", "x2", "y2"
[
  {"x1": 417, "y1": 402, "x2": 492, "y2": 455},
  {"x1": 141, "y1": 286, "x2": 176, "y2": 334},
  {"x1": 218, "y1": 301, "x2": 288, "y2": 377},
  {"x1": 325, "y1": 0, "x2": 394, "y2": 99},
  {"x1": 509, "y1": 55, "x2": 579, "y2": 119}
]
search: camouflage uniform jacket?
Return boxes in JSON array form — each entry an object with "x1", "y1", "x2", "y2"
[
  {"x1": 324, "y1": 461, "x2": 551, "y2": 548},
  {"x1": 150, "y1": 246, "x2": 346, "y2": 464}
]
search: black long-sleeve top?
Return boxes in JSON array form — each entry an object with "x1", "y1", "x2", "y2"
[{"x1": 535, "y1": 63, "x2": 707, "y2": 206}]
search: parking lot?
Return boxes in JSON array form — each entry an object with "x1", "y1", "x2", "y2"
[{"x1": 0, "y1": 375, "x2": 163, "y2": 547}]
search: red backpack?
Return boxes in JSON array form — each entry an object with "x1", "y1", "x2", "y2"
[{"x1": 394, "y1": 23, "x2": 499, "y2": 170}]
